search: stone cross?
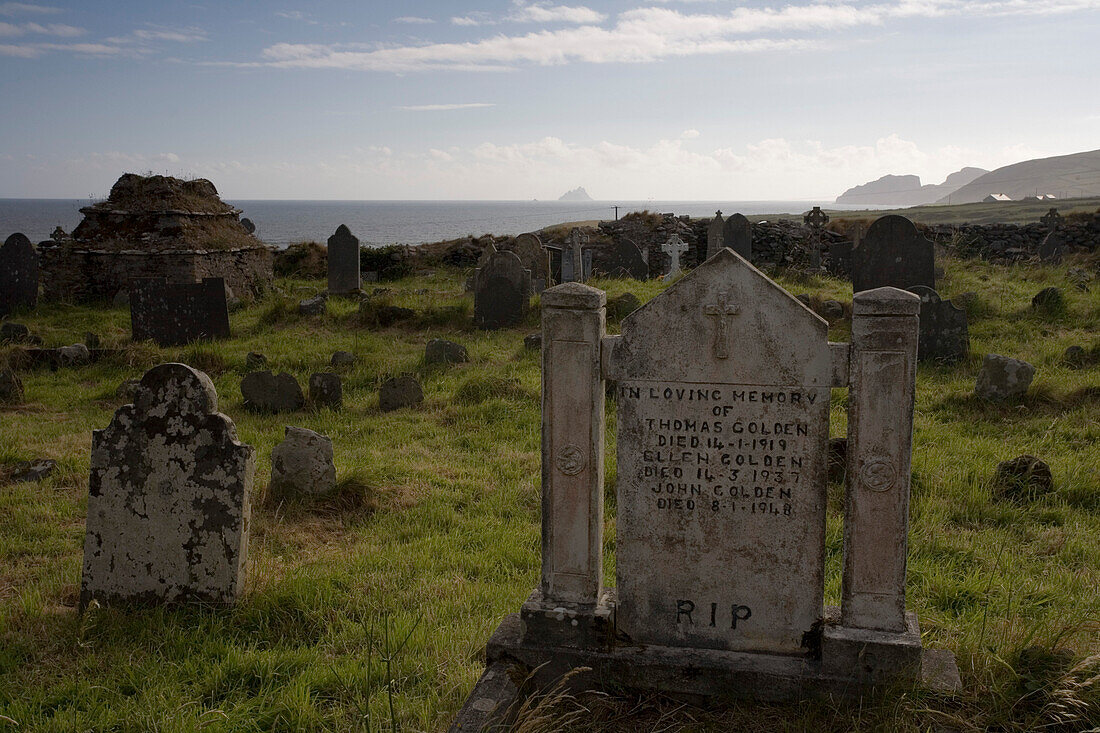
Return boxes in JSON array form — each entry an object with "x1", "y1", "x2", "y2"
[
  {"x1": 1040, "y1": 207, "x2": 1062, "y2": 233},
  {"x1": 703, "y1": 288, "x2": 740, "y2": 359},
  {"x1": 660, "y1": 234, "x2": 688, "y2": 278},
  {"x1": 803, "y1": 207, "x2": 830, "y2": 268},
  {"x1": 706, "y1": 210, "x2": 725, "y2": 260}
]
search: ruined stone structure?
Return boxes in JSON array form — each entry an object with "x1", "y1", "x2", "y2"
[{"x1": 39, "y1": 174, "x2": 272, "y2": 302}]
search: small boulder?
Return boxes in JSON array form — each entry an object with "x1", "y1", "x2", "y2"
[
  {"x1": 245, "y1": 352, "x2": 267, "y2": 371},
  {"x1": 992, "y1": 455, "x2": 1054, "y2": 502},
  {"x1": 331, "y1": 350, "x2": 356, "y2": 369},
  {"x1": 12, "y1": 459, "x2": 56, "y2": 482},
  {"x1": 270, "y1": 426, "x2": 336, "y2": 496},
  {"x1": 821, "y1": 300, "x2": 845, "y2": 320},
  {"x1": 116, "y1": 378, "x2": 141, "y2": 401},
  {"x1": 309, "y1": 372, "x2": 342, "y2": 410},
  {"x1": 379, "y1": 375, "x2": 423, "y2": 412},
  {"x1": 975, "y1": 354, "x2": 1035, "y2": 402},
  {"x1": 0, "y1": 369, "x2": 24, "y2": 404},
  {"x1": 298, "y1": 294, "x2": 327, "y2": 316},
  {"x1": 241, "y1": 370, "x2": 305, "y2": 413},
  {"x1": 1031, "y1": 287, "x2": 1063, "y2": 310},
  {"x1": 607, "y1": 292, "x2": 641, "y2": 322},
  {"x1": 425, "y1": 339, "x2": 468, "y2": 365},
  {"x1": 0, "y1": 322, "x2": 31, "y2": 344},
  {"x1": 524, "y1": 333, "x2": 542, "y2": 351},
  {"x1": 1061, "y1": 345, "x2": 1086, "y2": 368},
  {"x1": 56, "y1": 344, "x2": 90, "y2": 367}
]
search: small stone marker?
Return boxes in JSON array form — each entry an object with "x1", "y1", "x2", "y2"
[
  {"x1": 474, "y1": 250, "x2": 531, "y2": 330},
  {"x1": 130, "y1": 277, "x2": 231, "y2": 346},
  {"x1": 975, "y1": 353, "x2": 1034, "y2": 402},
  {"x1": 331, "y1": 350, "x2": 356, "y2": 369},
  {"x1": 707, "y1": 211, "x2": 724, "y2": 260},
  {"x1": 309, "y1": 373, "x2": 342, "y2": 410},
  {"x1": 722, "y1": 213, "x2": 752, "y2": 261},
  {"x1": 327, "y1": 224, "x2": 361, "y2": 295},
  {"x1": 0, "y1": 232, "x2": 39, "y2": 316},
  {"x1": 270, "y1": 426, "x2": 336, "y2": 496},
  {"x1": 0, "y1": 369, "x2": 23, "y2": 404},
  {"x1": 425, "y1": 338, "x2": 469, "y2": 365},
  {"x1": 561, "y1": 229, "x2": 592, "y2": 283},
  {"x1": 907, "y1": 286, "x2": 968, "y2": 363},
  {"x1": 81, "y1": 363, "x2": 254, "y2": 608},
  {"x1": 602, "y1": 239, "x2": 648, "y2": 280},
  {"x1": 1039, "y1": 207, "x2": 1062, "y2": 233},
  {"x1": 851, "y1": 215, "x2": 935, "y2": 293},
  {"x1": 659, "y1": 234, "x2": 689, "y2": 278},
  {"x1": 1038, "y1": 232, "x2": 1064, "y2": 263},
  {"x1": 241, "y1": 370, "x2": 305, "y2": 412},
  {"x1": 379, "y1": 375, "x2": 423, "y2": 412},
  {"x1": 298, "y1": 294, "x2": 327, "y2": 316},
  {"x1": 514, "y1": 233, "x2": 551, "y2": 291}
]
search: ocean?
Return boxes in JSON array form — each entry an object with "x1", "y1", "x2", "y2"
[{"x1": 0, "y1": 199, "x2": 879, "y2": 249}]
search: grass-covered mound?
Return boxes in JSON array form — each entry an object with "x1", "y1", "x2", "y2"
[{"x1": 0, "y1": 255, "x2": 1098, "y2": 730}]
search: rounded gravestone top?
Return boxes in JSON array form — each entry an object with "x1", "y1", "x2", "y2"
[
  {"x1": 134, "y1": 363, "x2": 218, "y2": 417},
  {"x1": 4, "y1": 232, "x2": 32, "y2": 249}
]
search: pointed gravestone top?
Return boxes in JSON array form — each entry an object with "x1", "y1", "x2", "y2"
[
  {"x1": 851, "y1": 215, "x2": 934, "y2": 293},
  {"x1": 706, "y1": 211, "x2": 725, "y2": 260},
  {"x1": 722, "y1": 213, "x2": 752, "y2": 260}
]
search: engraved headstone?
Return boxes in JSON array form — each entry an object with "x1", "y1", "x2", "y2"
[
  {"x1": 707, "y1": 210, "x2": 724, "y2": 260},
  {"x1": 907, "y1": 286, "x2": 969, "y2": 363},
  {"x1": 561, "y1": 229, "x2": 591, "y2": 283},
  {"x1": 130, "y1": 277, "x2": 230, "y2": 346},
  {"x1": 270, "y1": 426, "x2": 336, "y2": 496},
  {"x1": 803, "y1": 206, "x2": 829, "y2": 268},
  {"x1": 474, "y1": 251, "x2": 531, "y2": 330},
  {"x1": 851, "y1": 215, "x2": 935, "y2": 293},
  {"x1": 660, "y1": 234, "x2": 689, "y2": 278},
  {"x1": 514, "y1": 233, "x2": 551, "y2": 291},
  {"x1": 327, "y1": 224, "x2": 361, "y2": 295},
  {"x1": 80, "y1": 363, "x2": 254, "y2": 607},
  {"x1": 601, "y1": 238, "x2": 648, "y2": 280},
  {"x1": 721, "y1": 213, "x2": 752, "y2": 260},
  {"x1": 0, "y1": 232, "x2": 39, "y2": 316}
]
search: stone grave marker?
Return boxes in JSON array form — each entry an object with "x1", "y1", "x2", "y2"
[
  {"x1": 130, "y1": 277, "x2": 231, "y2": 346},
  {"x1": 453, "y1": 250, "x2": 953, "y2": 726},
  {"x1": 327, "y1": 224, "x2": 361, "y2": 295},
  {"x1": 907, "y1": 286, "x2": 968, "y2": 363},
  {"x1": 1040, "y1": 207, "x2": 1062, "y2": 233},
  {"x1": 561, "y1": 229, "x2": 592, "y2": 283},
  {"x1": 722, "y1": 213, "x2": 752, "y2": 261},
  {"x1": 851, "y1": 215, "x2": 935, "y2": 293},
  {"x1": 601, "y1": 238, "x2": 648, "y2": 280},
  {"x1": 80, "y1": 363, "x2": 254, "y2": 608},
  {"x1": 660, "y1": 234, "x2": 689, "y2": 278},
  {"x1": 474, "y1": 251, "x2": 531, "y2": 330},
  {"x1": 1038, "y1": 232, "x2": 1064, "y2": 264},
  {"x1": 1, "y1": 232, "x2": 39, "y2": 316},
  {"x1": 707, "y1": 210, "x2": 725, "y2": 260},
  {"x1": 513, "y1": 233, "x2": 551, "y2": 292},
  {"x1": 803, "y1": 206, "x2": 829, "y2": 268}
]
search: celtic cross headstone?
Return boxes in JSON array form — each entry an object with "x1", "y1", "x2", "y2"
[{"x1": 660, "y1": 234, "x2": 689, "y2": 278}]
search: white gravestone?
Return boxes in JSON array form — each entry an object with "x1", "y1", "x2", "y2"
[{"x1": 661, "y1": 234, "x2": 689, "y2": 278}]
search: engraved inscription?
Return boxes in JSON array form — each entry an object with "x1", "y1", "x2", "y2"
[{"x1": 703, "y1": 289, "x2": 740, "y2": 359}]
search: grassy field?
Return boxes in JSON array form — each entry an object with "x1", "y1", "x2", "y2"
[
  {"x1": 749, "y1": 195, "x2": 1100, "y2": 226},
  {"x1": 0, "y1": 254, "x2": 1098, "y2": 732}
]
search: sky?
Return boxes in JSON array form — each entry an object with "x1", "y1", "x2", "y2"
[{"x1": 0, "y1": 0, "x2": 1098, "y2": 200}]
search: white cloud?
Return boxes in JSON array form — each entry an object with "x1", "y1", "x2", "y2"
[
  {"x1": 397, "y1": 102, "x2": 496, "y2": 111},
  {"x1": 0, "y1": 40, "x2": 131, "y2": 57},
  {"x1": 508, "y1": 2, "x2": 607, "y2": 24},
  {"x1": 451, "y1": 13, "x2": 494, "y2": 26},
  {"x1": 275, "y1": 10, "x2": 318, "y2": 24},
  {"x1": 0, "y1": 3, "x2": 60, "y2": 16},
  {"x1": 394, "y1": 16, "x2": 435, "y2": 24},
  {"x1": 0, "y1": 20, "x2": 82, "y2": 36},
  {"x1": 681, "y1": 128, "x2": 701, "y2": 139},
  {"x1": 134, "y1": 27, "x2": 208, "y2": 43}
]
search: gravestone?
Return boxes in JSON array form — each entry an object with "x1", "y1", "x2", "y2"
[
  {"x1": 707, "y1": 211, "x2": 725, "y2": 260},
  {"x1": 907, "y1": 286, "x2": 968, "y2": 363},
  {"x1": 660, "y1": 234, "x2": 689, "y2": 278},
  {"x1": 851, "y1": 215, "x2": 935, "y2": 293},
  {"x1": 1, "y1": 232, "x2": 39, "y2": 316},
  {"x1": 80, "y1": 363, "x2": 254, "y2": 608},
  {"x1": 1038, "y1": 232, "x2": 1064, "y2": 264},
  {"x1": 454, "y1": 250, "x2": 952, "y2": 727},
  {"x1": 327, "y1": 224, "x2": 361, "y2": 295},
  {"x1": 561, "y1": 229, "x2": 592, "y2": 283},
  {"x1": 722, "y1": 213, "x2": 752, "y2": 260},
  {"x1": 513, "y1": 233, "x2": 551, "y2": 291},
  {"x1": 130, "y1": 277, "x2": 231, "y2": 346},
  {"x1": 270, "y1": 426, "x2": 336, "y2": 496},
  {"x1": 1039, "y1": 207, "x2": 1062, "y2": 233},
  {"x1": 601, "y1": 239, "x2": 648, "y2": 280},
  {"x1": 474, "y1": 251, "x2": 531, "y2": 330},
  {"x1": 803, "y1": 207, "x2": 829, "y2": 268}
]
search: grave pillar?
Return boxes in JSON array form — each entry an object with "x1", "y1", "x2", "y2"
[
  {"x1": 842, "y1": 286, "x2": 920, "y2": 632},
  {"x1": 538, "y1": 282, "x2": 606, "y2": 607}
]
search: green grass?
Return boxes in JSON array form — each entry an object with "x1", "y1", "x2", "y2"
[{"x1": 1, "y1": 258, "x2": 1098, "y2": 731}]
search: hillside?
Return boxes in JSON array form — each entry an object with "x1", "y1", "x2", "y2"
[
  {"x1": 938, "y1": 149, "x2": 1100, "y2": 203},
  {"x1": 836, "y1": 167, "x2": 987, "y2": 205},
  {"x1": 558, "y1": 186, "x2": 593, "y2": 201}
]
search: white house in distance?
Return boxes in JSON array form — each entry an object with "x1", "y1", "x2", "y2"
[{"x1": 982, "y1": 193, "x2": 1013, "y2": 202}]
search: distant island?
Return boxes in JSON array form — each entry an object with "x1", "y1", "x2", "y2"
[
  {"x1": 835, "y1": 167, "x2": 987, "y2": 206},
  {"x1": 558, "y1": 186, "x2": 593, "y2": 201}
]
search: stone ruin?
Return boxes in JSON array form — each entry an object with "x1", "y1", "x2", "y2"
[{"x1": 39, "y1": 173, "x2": 273, "y2": 303}]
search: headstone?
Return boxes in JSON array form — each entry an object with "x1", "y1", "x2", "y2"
[
  {"x1": 130, "y1": 277, "x2": 231, "y2": 347},
  {"x1": 561, "y1": 230, "x2": 593, "y2": 283},
  {"x1": 974, "y1": 354, "x2": 1034, "y2": 402},
  {"x1": 802, "y1": 207, "x2": 829, "y2": 268},
  {"x1": 309, "y1": 372, "x2": 342, "y2": 410},
  {"x1": 379, "y1": 375, "x2": 423, "y2": 412},
  {"x1": 270, "y1": 426, "x2": 336, "y2": 496},
  {"x1": 827, "y1": 241, "x2": 853, "y2": 277},
  {"x1": 425, "y1": 338, "x2": 469, "y2": 365},
  {"x1": 722, "y1": 213, "x2": 752, "y2": 260},
  {"x1": 298, "y1": 294, "x2": 327, "y2": 316},
  {"x1": 907, "y1": 286, "x2": 968, "y2": 363},
  {"x1": 0, "y1": 369, "x2": 23, "y2": 404},
  {"x1": 327, "y1": 224, "x2": 361, "y2": 295},
  {"x1": 514, "y1": 233, "x2": 551, "y2": 290},
  {"x1": 474, "y1": 251, "x2": 531, "y2": 330},
  {"x1": 80, "y1": 363, "x2": 254, "y2": 607},
  {"x1": 602, "y1": 239, "x2": 648, "y2": 280},
  {"x1": 331, "y1": 350, "x2": 356, "y2": 369},
  {"x1": 659, "y1": 234, "x2": 689, "y2": 278},
  {"x1": 1039, "y1": 207, "x2": 1062, "y2": 233},
  {"x1": 476, "y1": 241, "x2": 498, "y2": 270},
  {"x1": 241, "y1": 370, "x2": 305, "y2": 413},
  {"x1": 1037, "y1": 232, "x2": 1064, "y2": 264},
  {"x1": 0, "y1": 233, "x2": 39, "y2": 316},
  {"x1": 851, "y1": 215, "x2": 935, "y2": 293},
  {"x1": 707, "y1": 211, "x2": 724, "y2": 260}
]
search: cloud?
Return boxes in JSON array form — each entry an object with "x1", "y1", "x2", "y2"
[
  {"x1": 397, "y1": 102, "x2": 496, "y2": 111},
  {"x1": 0, "y1": 2, "x2": 60, "y2": 16},
  {"x1": 0, "y1": 20, "x2": 83, "y2": 36},
  {"x1": 275, "y1": 10, "x2": 318, "y2": 24},
  {"x1": 681, "y1": 128, "x2": 701, "y2": 139},
  {"x1": 394, "y1": 16, "x2": 435, "y2": 24},
  {"x1": 451, "y1": 13, "x2": 495, "y2": 26},
  {"x1": 133, "y1": 27, "x2": 208, "y2": 43},
  {"x1": 508, "y1": 3, "x2": 607, "y2": 24},
  {"x1": 0, "y1": 40, "x2": 131, "y2": 57}
]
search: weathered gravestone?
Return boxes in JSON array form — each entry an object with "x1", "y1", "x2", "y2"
[
  {"x1": 80, "y1": 363, "x2": 254, "y2": 608},
  {"x1": 474, "y1": 251, "x2": 531, "y2": 330},
  {"x1": 1, "y1": 232, "x2": 39, "y2": 316},
  {"x1": 660, "y1": 234, "x2": 689, "y2": 278},
  {"x1": 803, "y1": 206, "x2": 829, "y2": 268},
  {"x1": 907, "y1": 286, "x2": 969, "y2": 363},
  {"x1": 601, "y1": 238, "x2": 648, "y2": 280},
  {"x1": 453, "y1": 251, "x2": 954, "y2": 728},
  {"x1": 722, "y1": 213, "x2": 752, "y2": 261},
  {"x1": 707, "y1": 211, "x2": 725, "y2": 260},
  {"x1": 852, "y1": 215, "x2": 935, "y2": 294},
  {"x1": 1038, "y1": 232, "x2": 1064, "y2": 264},
  {"x1": 513, "y1": 233, "x2": 551, "y2": 292},
  {"x1": 561, "y1": 229, "x2": 593, "y2": 283},
  {"x1": 130, "y1": 277, "x2": 231, "y2": 346},
  {"x1": 327, "y1": 224, "x2": 361, "y2": 295}
]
